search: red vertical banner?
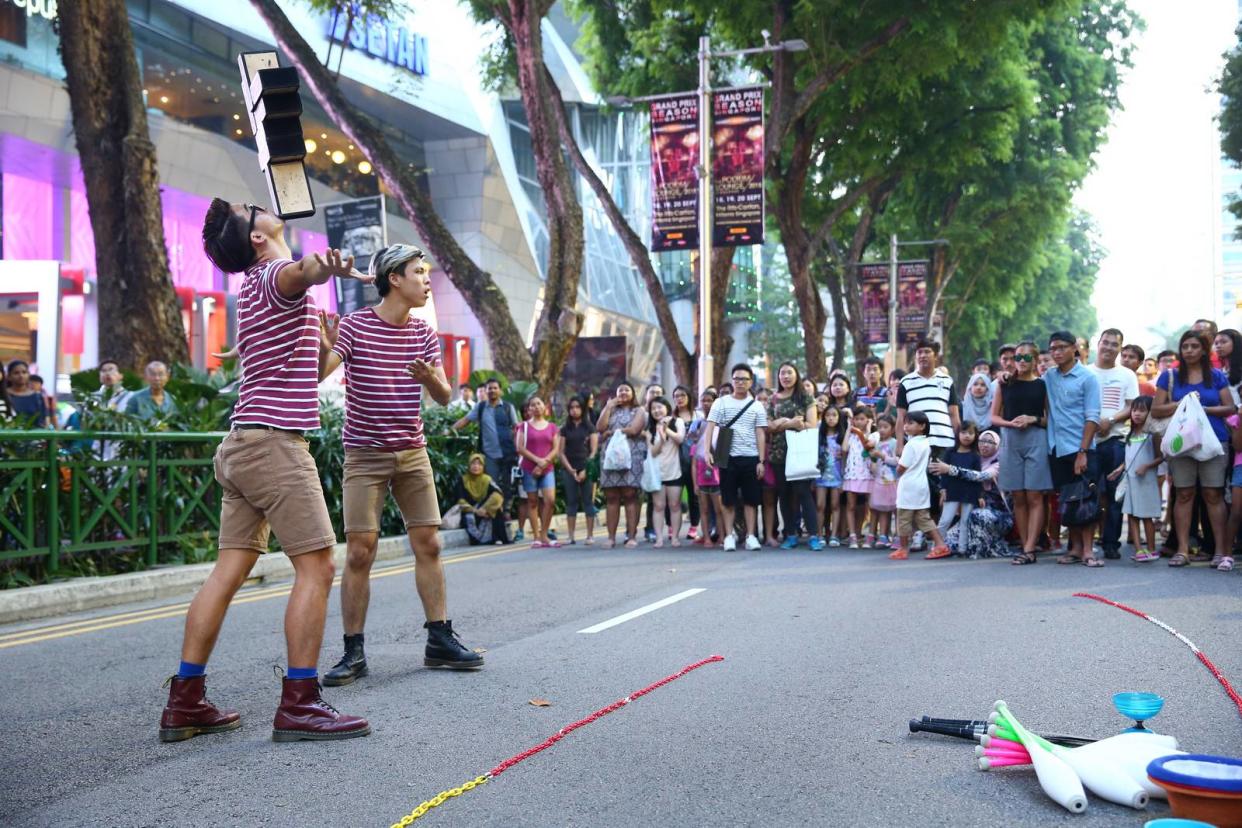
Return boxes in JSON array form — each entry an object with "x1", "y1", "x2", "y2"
[
  {"x1": 712, "y1": 87, "x2": 764, "y2": 247},
  {"x1": 649, "y1": 95, "x2": 700, "y2": 252}
]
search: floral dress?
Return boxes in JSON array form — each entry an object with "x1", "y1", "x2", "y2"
[
  {"x1": 869, "y1": 437, "x2": 898, "y2": 511},
  {"x1": 842, "y1": 431, "x2": 873, "y2": 494},
  {"x1": 600, "y1": 405, "x2": 647, "y2": 489},
  {"x1": 816, "y1": 435, "x2": 842, "y2": 489},
  {"x1": 941, "y1": 464, "x2": 1013, "y2": 559}
]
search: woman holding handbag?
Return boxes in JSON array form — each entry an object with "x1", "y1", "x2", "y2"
[
  {"x1": 1153, "y1": 330, "x2": 1235, "y2": 567},
  {"x1": 598, "y1": 382, "x2": 648, "y2": 548},
  {"x1": 768, "y1": 362, "x2": 822, "y2": 550}
]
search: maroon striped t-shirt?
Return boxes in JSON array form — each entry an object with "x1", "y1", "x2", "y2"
[
  {"x1": 331, "y1": 307, "x2": 441, "y2": 450},
  {"x1": 230, "y1": 258, "x2": 322, "y2": 431}
]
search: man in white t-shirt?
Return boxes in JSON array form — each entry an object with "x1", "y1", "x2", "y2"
[
  {"x1": 702, "y1": 363, "x2": 768, "y2": 551},
  {"x1": 1087, "y1": 328, "x2": 1139, "y2": 559}
]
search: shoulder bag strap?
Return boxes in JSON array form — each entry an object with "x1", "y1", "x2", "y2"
[{"x1": 723, "y1": 398, "x2": 756, "y2": 430}]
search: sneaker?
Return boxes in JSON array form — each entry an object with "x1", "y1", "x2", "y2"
[
  {"x1": 744, "y1": 535, "x2": 762, "y2": 551},
  {"x1": 864, "y1": 534, "x2": 876, "y2": 548},
  {"x1": 827, "y1": 536, "x2": 841, "y2": 548},
  {"x1": 688, "y1": 526, "x2": 698, "y2": 540},
  {"x1": 780, "y1": 536, "x2": 799, "y2": 550},
  {"x1": 808, "y1": 536, "x2": 826, "y2": 551},
  {"x1": 875, "y1": 534, "x2": 891, "y2": 549},
  {"x1": 911, "y1": 531, "x2": 926, "y2": 551},
  {"x1": 514, "y1": 529, "x2": 525, "y2": 542},
  {"x1": 722, "y1": 534, "x2": 737, "y2": 551},
  {"x1": 847, "y1": 534, "x2": 860, "y2": 550},
  {"x1": 547, "y1": 529, "x2": 558, "y2": 540}
]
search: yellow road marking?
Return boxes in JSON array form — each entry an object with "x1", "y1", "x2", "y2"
[{"x1": 0, "y1": 544, "x2": 528, "y2": 650}]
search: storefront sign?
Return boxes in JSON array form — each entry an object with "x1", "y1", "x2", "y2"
[
  {"x1": 649, "y1": 94, "x2": 699, "y2": 252},
  {"x1": 711, "y1": 87, "x2": 764, "y2": 247},
  {"x1": 6, "y1": 0, "x2": 57, "y2": 19},
  {"x1": 326, "y1": 12, "x2": 428, "y2": 76},
  {"x1": 859, "y1": 261, "x2": 930, "y2": 345},
  {"x1": 326, "y1": 195, "x2": 387, "y2": 315}
]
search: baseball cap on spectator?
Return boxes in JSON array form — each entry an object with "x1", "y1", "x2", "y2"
[{"x1": 1048, "y1": 330, "x2": 1076, "y2": 347}]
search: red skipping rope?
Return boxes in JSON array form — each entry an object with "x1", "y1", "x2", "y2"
[
  {"x1": 489, "y1": 654, "x2": 725, "y2": 778},
  {"x1": 1074, "y1": 592, "x2": 1242, "y2": 720}
]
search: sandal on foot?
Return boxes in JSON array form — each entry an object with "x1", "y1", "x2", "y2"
[
  {"x1": 887, "y1": 548, "x2": 909, "y2": 560},
  {"x1": 1132, "y1": 549, "x2": 1161, "y2": 563},
  {"x1": 1168, "y1": 553, "x2": 1189, "y2": 567},
  {"x1": 1011, "y1": 551, "x2": 1037, "y2": 565},
  {"x1": 1218, "y1": 556, "x2": 1235, "y2": 572},
  {"x1": 1084, "y1": 557, "x2": 1105, "y2": 568},
  {"x1": 1056, "y1": 554, "x2": 1083, "y2": 565}
]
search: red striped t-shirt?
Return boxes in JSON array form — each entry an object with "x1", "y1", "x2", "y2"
[
  {"x1": 231, "y1": 259, "x2": 322, "y2": 431},
  {"x1": 331, "y1": 307, "x2": 440, "y2": 450}
]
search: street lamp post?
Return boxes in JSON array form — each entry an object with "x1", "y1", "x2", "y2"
[
  {"x1": 697, "y1": 35, "x2": 714, "y2": 392},
  {"x1": 694, "y1": 32, "x2": 807, "y2": 390}
]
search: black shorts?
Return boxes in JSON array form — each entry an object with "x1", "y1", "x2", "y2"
[
  {"x1": 1049, "y1": 450, "x2": 1098, "y2": 490},
  {"x1": 720, "y1": 456, "x2": 762, "y2": 508}
]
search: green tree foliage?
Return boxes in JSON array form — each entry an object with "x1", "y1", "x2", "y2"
[
  {"x1": 943, "y1": 211, "x2": 1102, "y2": 375},
  {"x1": 748, "y1": 246, "x2": 807, "y2": 369},
  {"x1": 569, "y1": 0, "x2": 1136, "y2": 374},
  {"x1": 1220, "y1": 24, "x2": 1242, "y2": 237}
]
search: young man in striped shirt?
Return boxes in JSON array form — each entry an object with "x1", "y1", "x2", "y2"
[
  {"x1": 318, "y1": 244, "x2": 483, "y2": 686},
  {"x1": 159, "y1": 199, "x2": 372, "y2": 744}
]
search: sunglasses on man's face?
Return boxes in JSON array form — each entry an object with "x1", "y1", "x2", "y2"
[
  {"x1": 246, "y1": 204, "x2": 267, "y2": 236},
  {"x1": 1013, "y1": 353, "x2": 1035, "y2": 363}
]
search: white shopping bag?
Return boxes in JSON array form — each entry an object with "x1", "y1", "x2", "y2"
[
  {"x1": 783, "y1": 429, "x2": 821, "y2": 480},
  {"x1": 603, "y1": 430, "x2": 631, "y2": 471},
  {"x1": 1163, "y1": 393, "x2": 1222, "y2": 461}
]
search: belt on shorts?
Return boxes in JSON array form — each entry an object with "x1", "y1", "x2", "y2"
[{"x1": 232, "y1": 423, "x2": 305, "y2": 437}]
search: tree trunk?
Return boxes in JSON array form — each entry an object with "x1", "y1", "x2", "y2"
[
  {"x1": 59, "y1": 0, "x2": 189, "y2": 371},
  {"x1": 503, "y1": 0, "x2": 584, "y2": 398},
  {"x1": 249, "y1": 0, "x2": 533, "y2": 379},
  {"x1": 541, "y1": 66, "x2": 696, "y2": 389}
]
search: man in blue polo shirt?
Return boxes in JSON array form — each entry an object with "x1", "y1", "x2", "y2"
[{"x1": 1044, "y1": 330, "x2": 1102, "y2": 566}]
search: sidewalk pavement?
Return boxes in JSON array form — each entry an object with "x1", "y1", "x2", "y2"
[{"x1": 0, "y1": 514, "x2": 580, "y2": 626}]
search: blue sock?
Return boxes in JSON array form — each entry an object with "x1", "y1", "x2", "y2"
[
  {"x1": 287, "y1": 666, "x2": 317, "y2": 680},
  {"x1": 177, "y1": 661, "x2": 206, "y2": 678}
]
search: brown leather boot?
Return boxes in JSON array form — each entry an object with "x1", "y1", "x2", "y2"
[
  {"x1": 271, "y1": 677, "x2": 371, "y2": 742},
  {"x1": 158, "y1": 675, "x2": 242, "y2": 742}
]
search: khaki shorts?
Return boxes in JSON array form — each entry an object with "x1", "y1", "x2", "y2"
[
  {"x1": 896, "y1": 508, "x2": 937, "y2": 537},
  {"x1": 343, "y1": 446, "x2": 441, "y2": 534},
  {"x1": 214, "y1": 429, "x2": 337, "y2": 556},
  {"x1": 1168, "y1": 453, "x2": 1228, "y2": 489}
]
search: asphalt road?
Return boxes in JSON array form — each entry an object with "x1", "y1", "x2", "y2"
[{"x1": 2, "y1": 540, "x2": 1240, "y2": 827}]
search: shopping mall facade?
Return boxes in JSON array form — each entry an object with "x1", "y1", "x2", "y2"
[{"x1": 0, "y1": 0, "x2": 758, "y2": 392}]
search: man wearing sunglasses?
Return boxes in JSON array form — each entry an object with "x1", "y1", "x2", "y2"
[{"x1": 159, "y1": 199, "x2": 374, "y2": 745}]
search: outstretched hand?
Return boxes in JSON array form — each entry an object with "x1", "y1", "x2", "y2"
[
  {"x1": 313, "y1": 248, "x2": 361, "y2": 281},
  {"x1": 407, "y1": 358, "x2": 441, "y2": 384},
  {"x1": 318, "y1": 310, "x2": 341, "y2": 351}
]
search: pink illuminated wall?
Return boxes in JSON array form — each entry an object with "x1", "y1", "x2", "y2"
[
  {"x1": 2, "y1": 172, "x2": 55, "y2": 259},
  {"x1": 161, "y1": 189, "x2": 216, "y2": 292}
]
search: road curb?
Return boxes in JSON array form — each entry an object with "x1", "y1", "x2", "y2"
[{"x1": 0, "y1": 515, "x2": 576, "y2": 625}]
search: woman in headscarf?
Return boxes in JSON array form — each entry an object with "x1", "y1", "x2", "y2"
[
  {"x1": 960, "y1": 372, "x2": 993, "y2": 431},
  {"x1": 456, "y1": 453, "x2": 509, "y2": 545},
  {"x1": 929, "y1": 429, "x2": 1014, "y2": 558}
]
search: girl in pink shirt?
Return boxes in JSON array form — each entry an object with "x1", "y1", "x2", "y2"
[{"x1": 517, "y1": 396, "x2": 560, "y2": 548}]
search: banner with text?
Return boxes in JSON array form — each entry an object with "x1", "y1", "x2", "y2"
[
  {"x1": 858, "y1": 261, "x2": 930, "y2": 345},
  {"x1": 326, "y1": 195, "x2": 387, "y2": 315},
  {"x1": 649, "y1": 95, "x2": 700, "y2": 252},
  {"x1": 712, "y1": 87, "x2": 764, "y2": 247}
]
